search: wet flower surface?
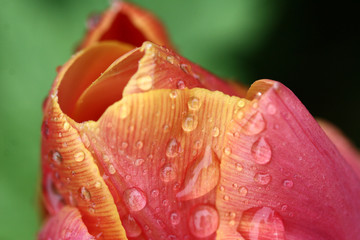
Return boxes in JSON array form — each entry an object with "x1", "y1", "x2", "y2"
[{"x1": 39, "y1": 2, "x2": 360, "y2": 240}]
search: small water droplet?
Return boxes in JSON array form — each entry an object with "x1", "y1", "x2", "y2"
[
  {"x1": 160, "y1": 163, "x2": 177, "y2": 183},
  {"x1": 136, "y1": 75, "x2": 153, "y2": 91},
  {"x1": 166, "y1": 55, "x2": 175, "y2": 64},
  {"x1": 188, "y1": 205, "x2": 219, "y2": 238},
  {"x1": 79, "y1": 187, "x2": 91, "y2": 201},
  {"x1": 119, "y1": 104, "x2": 130, "y2": 119},
  {"x1": 281, "y1": 205, "x2": 288, "y2": 212},
  {"x1": 177, "y1": 80, "x2": 186, "y2": 89},
  {"x1": 237, "y1": 207, "x2": 285, "y2": 240},
  {"x1": 94, "y1": 181, "x2": 102, "y2": 188},
  {"x1": 176, "y1": 146, "x2": 220, "y2": 200},
  {"x1": 74, "y1": 151, "x2": 85, "y2": 162},
  {"x1": 170, "y1": 211, "x2": 181, "y2": 225},
  {"x1": 251, "y1": 137, "x2": 272, "y2": 165},
  {"x1": 283, "y1": 179, "x2": 294, "y2": 188},
  {"x1": 134, "y1": 158, "x2": 145, "y2": 166},
  {"x1": 212, "y1": 127, "x2": 220, "y2": 137},
  {"x1": 182, "y1": 114, "x2": 198, "y2": 132},
  {"x1": 223, "y1": 195, "x2": 230, "y2": 201},
  {"x1": 121, "y1": 142, "x2": 128, "y2": 149},
  {"x1": 237, "y1": 99, "x2": 246, "y2": 108},
  {"x1": 223, "y1": 147, "x2": 232, "y2": 156},
  {"x1": 237, "y1": 111, "x2": 244, "y2": 120},
  {"x1": 180, "y1": 63, "x2": 191, "y2": 74},
  {"x1": 194, "y1": 139, "x2": 203, "y2": 149},
  {"x1": 41, "y1": 120, "x2": 50, "y2": 139},
  {"x1": 63, "y1": 122, "x2": 70, "y2": 131},
  {"x1": 235, "y1": 163, "x2": 243, "y2": 171},
  {"x1": 243, "y1": 112, "x2": 266, "y2": 135},
  {"x1": 169, "y1": 90, "x2": 178, "y2": 99},
  {"x1": 267, "y1": 104, "x2": 277, "y2": 115},
  {"x1": 123, "y1": 214, "x2": 142, "y2": 237},
  {"x1": 239, "y1": 186, "x2": 248, "y2": 196},
  {"x1": 123, "y1": 187, "x2": 147, "y2": 212},
  {"x1": 162, "y1": 199, "x2": 169, "y2": 206},
  {"x1": 49, "y1": 150, "x2": 62, "y2": 165},
  {"x1": 166, "y1": 138, "x2": 180, "y2": 158},
  {"x1": 136, "y1": 140, "x2": 144, "y2": 149},
  {"x1": 188, "y1": 97, "x2": 201, "y2": 111},
  {"x1": 88, "y1": 207, "x2": 95, "y2": 214},
  {"x1": 254, "y1": 172, "x2": 271, "y2": 185},
  {"x1": 108, "y1": 164, "x2": 116, "y2": 175},
  {"x1": 151, "y1": 189, "x2": 159, "y2": 198}
]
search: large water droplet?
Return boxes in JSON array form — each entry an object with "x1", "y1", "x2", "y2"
[
  {"x1": 251, "y1": 137, "x2": 272, "y2": 165},
  {"x1": 49, "y1": 150, "x2": 62, "y2": 165},
  {"x1": 79, "y1": 187, "x2": 91, "y2": 201},
  {"x1": 182, "y1": 114, "x2": 198, "y2": 132},
  {"x1": 237, "y1": 207, "x2": 285, "y2": 240},
  {"x1": 166, "y1": 138, "x2": 180, "y2": 158},
  {"x1": 123, "y1": 187, "x2": 147, "y2": 212},
  {"x1": 136, "y1": 75, "x2": 153, "y2": 91},
  {"x1": 243, "y1": 112, "x2": 266, "y2": 135},
  {"x1": 189, "y1": 205, "x2": 219, "y2": 238},
  {"x1": 176, "y1": 146, "x2": 220, "y2": 200},
  {"x1": 254, "y1": 172, "x2": 271, "y2": 185},
  {"x1": 123, "y1": 214, "x2": 142, "y2": 238},
  {"x1": 188, "y1": 97, "x2": 201, "y2": 111},
  {"x1": 160, "y1": 163, "x2": 177, "y2": 183}
]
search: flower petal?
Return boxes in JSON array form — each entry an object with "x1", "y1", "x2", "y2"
[
  {"x1": 38, "y1": 206, "x2": 95, "y2": 240},
  {"x1": 318, "y1": 119, "x2": 360, "y2": 177},
  {"x1": 79, "y1": 88, "x2": 248, "y2": 239},
  {"x1": 78, "y1": 1, "x2": 172, "y2": 50},
  {"x1": 41, "y1": 97, "x2": 127, "y2": 239},
  {"x1": 215, "y1": 80, "x2": 360, "y2": 239}
]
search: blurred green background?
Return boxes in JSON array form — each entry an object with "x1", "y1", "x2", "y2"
[{"x1": 0, "y1": 0, "x2": 358, "y2": 239}]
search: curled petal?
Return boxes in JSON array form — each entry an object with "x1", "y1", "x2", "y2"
[
  {"x1": 78, "y1": 1, "x2": 172, "y2": 50},
  {"x1": 216, "y1": 80, "x2": 360, "y2": 239},
  {"x1": 38, "y1": 206, "x2": 94, "y2": 240}
]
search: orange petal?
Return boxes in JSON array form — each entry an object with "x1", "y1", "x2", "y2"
[
  {"x1": 78, "y1": 1, "x2": 172, "y2": 50},
  {"x1": 39, "y1": 206, "x2": 94, "y2": 240},
  {"x1": 41, "y1": 96, "x2": 127, "y2": 239}
]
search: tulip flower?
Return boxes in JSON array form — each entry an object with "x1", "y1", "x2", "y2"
[{"x1": 39, "y1": 2, "x2": 360, "y2": 240}]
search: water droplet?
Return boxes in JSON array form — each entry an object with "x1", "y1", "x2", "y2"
[
  {"x1": 254, "y1": 172, "x2": 271, "y2": 185},
  {"x1": 223, "y1": 195, "x2": 230, "y2": 201},
  {"x1": 237, "y1": 99, "x2": 246, "y2": 108},
  {"x1": 283, "y1": 179, "x2": 294, "y2": 188},
  {"x1": 74, "y1": 151, "x2": 85, "y2": 162},
  {"x1": 281, "y1": 205, "x2": 288, "y2": 212},
  {"x1": 251, "y1": 137, "x2": 272, "y2": 165},
  {"x1": 176, "y1": 146, "x2": 220, "y2": 200},
  {"x1": 170, "y1": 211, "x2": 181, "y2": 225},
  {"x1": 243, "y1": 112, "x2": 266, "y2": 135},
  {"x1": 188, "y1": 97, "x2": 201, "y2": 111},
  {"x1": 49, "y1": 150, "x2": 62, "y2": 165},
  {"x1": 182, "y1": 114, "x2": 198, "y2": 132},
  {"x1": 160, "y1": 163, "x2": 177, "y2": 183},
  {"x1": 134, "y1": 158, "x2": 145, "y2": 166},
  {"x1": 123, "y1": 214, "x2": 142, "y2": 237},
  {"x1": 239, "y1": 186, "x2": 248, "y2": 196},
  {"x1": 121, "y1": 142, "x2": 128, "y2": 149},
  {"x1": 237, "y1": 111, "x2": 244, "y2": 120},
  {"x1": 267, "y1": 104, "x2": 277, "y2": 115},
  {"x1": 79, "y1": 187, "x2": 91, "y2": 201},
  {"x1": 212, "y1": 127, "x2": 220, "y2": 137},
  {"x1": 123, "y1": 187, "x2": 147, "y2": 212},
  {"x1": 94, "y1": 181, "x2": 102, "y2": 188},
  {"x1": 108, "y1": 164, "x2": 116, "y2": 175},
  {"x1": 166, "y1": 55, "x2": 175, "y2": 64},
  {"x1": 162, "y1": 199, "x2": 169, "y2": 206},
  {"x1": 88, "y1": 207, "x2": 95, "y2": 214},
  {"x1": 136, "y1": 141, "x2": 144, "y2": 149},
  {"x1": 235, "y1": 163, "x2": 243, "y2": 171},
  {"x1": 177, "y1": 80, "x2": 186, "y2": 89},
  {"x1": 194, "y1": 139, "x2": 203, "y2": 149},
  {"x1": 180, "y1": 63, "x2": 191, "y2": 74},
  {"x1": 151, "y1": 189, "x2": 159, "y2": 198},
  {"x1": 136, "y1": 75, "x2": 153, "y2": 91},
  {"x1": 169, "y1": 90, "x2": 178, "y2": 99},
  {"x1": 237, "y1": 207, "x2": 285, "y2": 240},
  {"x1": 119, "y1": 104, "x2": 130, "y2": 119},
  {"x1": 223, "y1": 147, "x2": 232, "y2": 156},
  {"x1": 188, "y1": 205, "x2": 219, "y2": 238},
  {"x1": 63, "y1": 122, "x2": 70, "y2": 131},
  {"x1": 166, "y1": 138, "x2": 180, "y2": 158},
  {"x1": 41, "y1": 120, "x2": 50, "y2": 139}
]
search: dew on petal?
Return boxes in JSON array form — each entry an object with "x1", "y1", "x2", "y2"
[
  {"x1": 49, "y1": 150, "x2": 62, "y2": 165},
  {"x1": 79, "y1": 186, "x2": 91, "y2": 201},
  {"x1": 254, "y1": 172, "x2": 271, "y2": 185},
  {"x1": 182, "y1": 114, "x2": 198, "y2": 132},
  {"x1": 180, "y1": 63, "x2": 191, "y2": 74},
  {"x1": 188, "y1": 205, "x2": 219, "y2": 238},
  {"x1": 108, "y1": 164, "x2": 116, "y2": 175},
  {"x1": 123, "y1": 187, "x2": 147, "y2": 212},
  {"x1": 243, "y1": 112, "x2": 266, "y2": 135},
  {"x1": 212, "y1": 127, "x2": 220, "y2": 137},
  {"x1": 41, "y1": 120, "x2": 50, "y2": 139},
  {"x1": 63, "y1": 122, "x2": 70, "y2": 131},
  {"x1": 136, "y1": 140, "x2": 144, "y2": 149},
  {"x1": 94, "y1": 181, "x2": 102, "y2": 188},
  {"x1": 122, "y1": 214, "x2": 142, "y2": 238},
  {"x1": 239, "y1": 186, "x2": 248, "y2": 197},
  {"x1": 177, "y1": 80, "x2": 186, "y2": 89},
  {"x1": 235, "y1": 163, "x2": 243, "y2": 171},
  {"x1": 170, "y1": 211, "x2": 181, "y2": 225},
  {"x1": 169, "y1": 90, "x2": 178, "y2": 99},
  {"x1": 134, "y1": 158, "x2": 145, "y2": 166},
  {"x1": 166, "y1": 138, "x2": 180, "y2": 158},
  {"x1": 237, "y1": 99, "x2": 246, "y2": 108},
  {"x1": 160, "y1": 163, "x2": 177, "y2": 183},
  {"x1": 74, "y1": 151, "x2": 85, "y2": 162},
  {"x1": 176, "y1": 146, "x2": 220, "y2": 200},
  {"x1": 267, "y1": 104, "x2": 277, "y2": 115},
  {"x1": 151, "y1": 189, "x2": 159, "y2": 198},
  {"x1": 251, "y1": 137, "x2": 272, "y2": 165},
  {"x1": 224, "y1": 147, "x2": 232, "y2": 156},
  {"x1": 237, "y1": 207, "x2": 285, "y2": 240},
  {"x1": 166, "y1": 55, "x2": 175, "y2": 64},
  {"x1": 136, "y1": 75, "x2": 153, "y2": 91},
  {"x1": 119, "y1": 103, "x2": 130, "y2": 119},
  {"x1": 283, "y1": 179, "x2": 294, "y2": 188},
  {"x1": 188, "y1": 97, "x2": 201, "y2": 111}
]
